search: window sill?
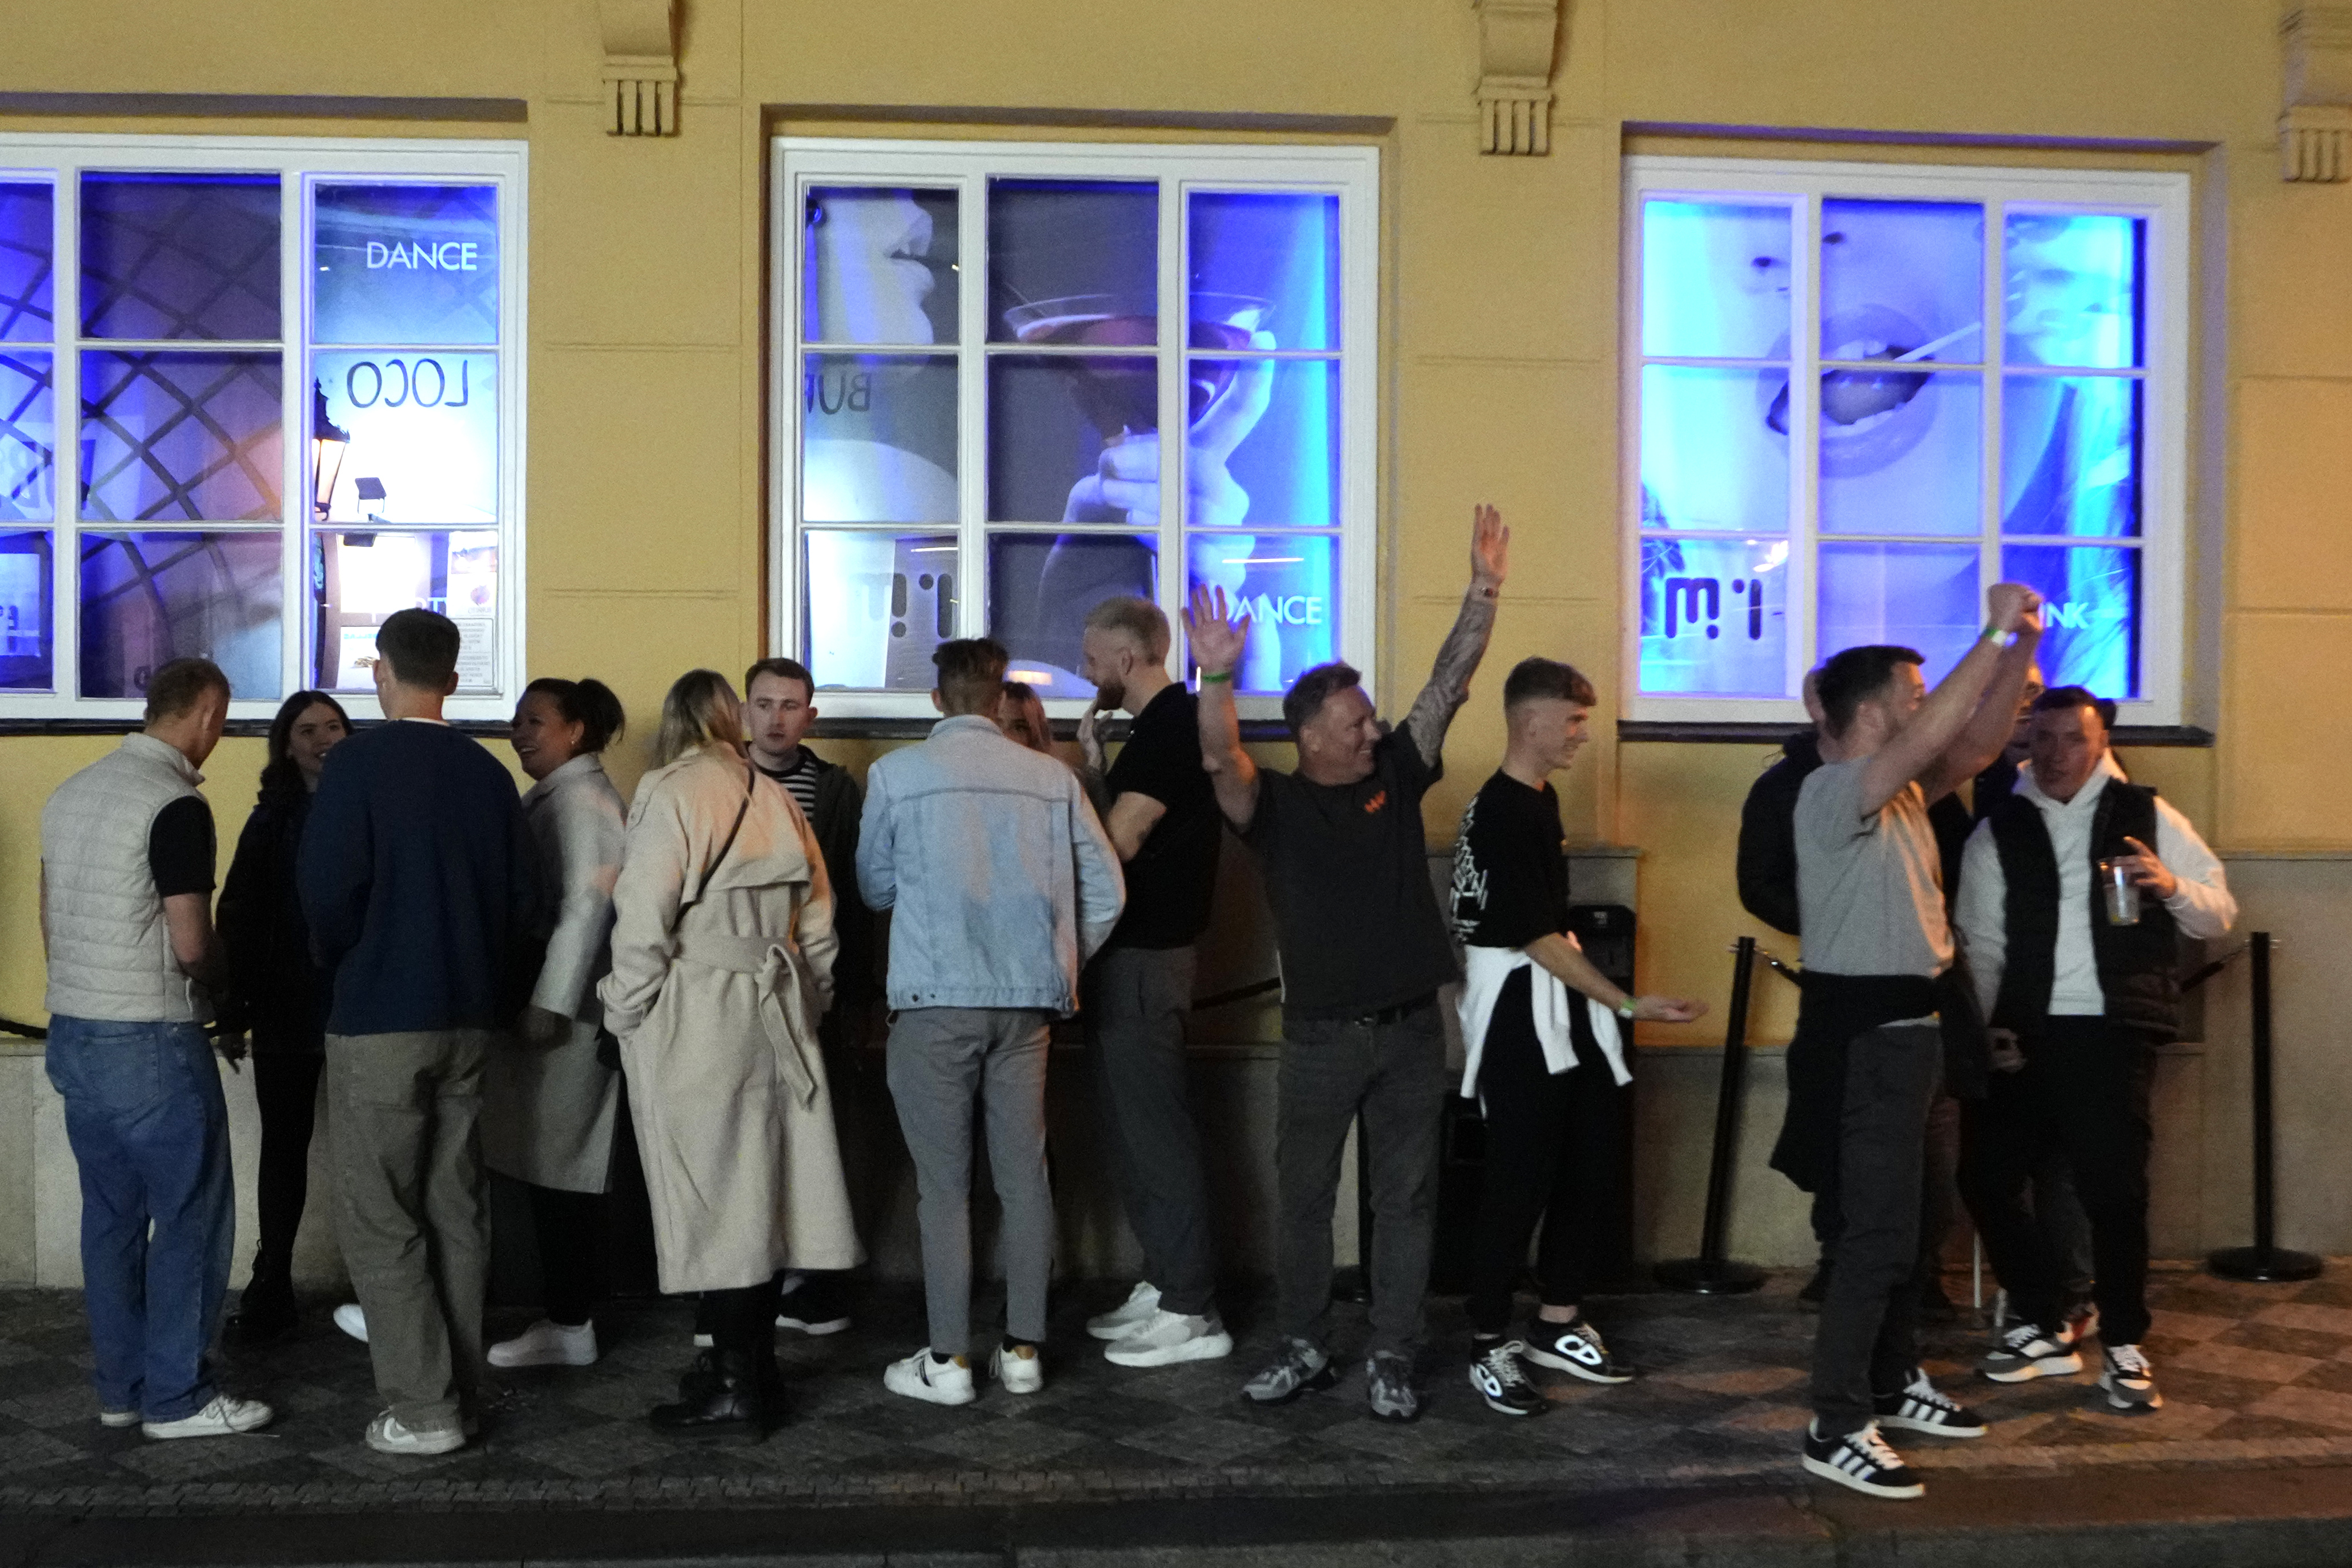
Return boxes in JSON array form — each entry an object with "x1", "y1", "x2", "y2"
[
  {"x1": 0, "y1": 717, "x2": 515, "y2": 739},
  {"x1": 813, "y1": 716, "x2": 1298, "y2": 743},
  {"x1": 1616, "y1": 720, "x2": 2215, "y2": 747}
]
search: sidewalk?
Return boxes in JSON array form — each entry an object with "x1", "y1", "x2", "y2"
[{"x1": 7, "y1": 1264, "x2": 2352, "y2": 1562}]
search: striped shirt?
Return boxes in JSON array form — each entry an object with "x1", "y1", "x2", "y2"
[{"x1": 757, "y1": 746, "x2": 821, "y2": 820}]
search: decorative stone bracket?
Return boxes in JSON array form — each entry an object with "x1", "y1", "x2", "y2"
[
  {"x1": 1474, "y1": 0, "x2": 1563, "y2": 156},
  {"x1": 599, "y1": 0, "x2": 679, "y2": 136},
  {"x1": 2282, "y1": 6, "x2": 2352, "y2": 182}
]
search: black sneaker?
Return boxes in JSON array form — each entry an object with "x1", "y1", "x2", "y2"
[
  {"x1": 1799, "y1": 1260, "x2": 1832, "y2": 1306},
  {"x1": 1980, "y1": 1320, "x2": 2083, "y2": 1384},
  {"x1": 775, "y1": 1272, "x2": 852, "y2": 1336},
  {"x1": 1523, "y1": 1319, "x2": 1633, "y2": 1384},
  {"x1": 1468, "y1": 1340, "x2": 1547, "y2": 1417},
  {"x1": 1803, "y1": 1420, "x2": 1924, "y2": 1499},
  {"x1": 2099, "y1": 1344, "x2": 2163, "y2": 1411},
  {"x1": 1873, "y1": 1368, "x2": 1988, "y2": 1437}
]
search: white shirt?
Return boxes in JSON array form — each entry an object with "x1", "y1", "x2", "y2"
[{"x1": 1955, "y1": 762, "x2": 2237, "y2": 1018}]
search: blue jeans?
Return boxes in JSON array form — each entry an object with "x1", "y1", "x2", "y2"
[{"x1": 45, "y1": 1016, "x2": 234, "y2": 1420}]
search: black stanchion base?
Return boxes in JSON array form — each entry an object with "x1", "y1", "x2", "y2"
[
  {"x1": 1653, "y1": 1257, "x2": 1768, "y2": 1295},
  {"x1": 2207, "y1": 1246, "x2": 2324, "y2": 1283}
]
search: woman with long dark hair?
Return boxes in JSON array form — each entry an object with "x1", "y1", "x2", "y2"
[
  {"x1": 219, "y1": 690, "x2": 351, "y2": 1344},
  {"x1": 481, "y1": 677, "x2": 630, "y2": 1369}
]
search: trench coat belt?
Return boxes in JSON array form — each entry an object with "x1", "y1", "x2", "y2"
[{"x1": 672, "y1": 930, "x2": 822, "y2": 1109}]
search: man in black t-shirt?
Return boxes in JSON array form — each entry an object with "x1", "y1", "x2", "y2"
[
  {"x1": 1450, "y1": 659, "x2": 1705, "y2": 1417},
  {"x1": 1070, "y1": 598, "x2": 1232, "y2": 1368},
  {"x1": 1190, "y1": 503, "x2": 1509, "y2": 1424}
]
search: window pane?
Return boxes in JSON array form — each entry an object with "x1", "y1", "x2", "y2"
[
  {"x1": 314, "y1": 184, "x2": 498, "y2": 347},
  {"x1": 78, "y1": 530, "x2": 281, "y2": 699},
  {"x1": 1189, "y1": 358, "x2": 1339, "y2": 529},
  {"x1": 1818, "y1": 371, "x2": 1980, "y2": 538},
  {"x1": 81, "y1": 352, "x2": 282, "y2": 522},
  {"x1": 802, "y1": 187, "x2": 958, "y2": 345},
  {"x1": 1641, "y1": 199, "x2": 1791, "y2": 360},
  {"x1": 1639, "y1": 364, "x2": 1788, "y2": 532},
  {"x1": 989, "y1": 353, "x2": 1154, "y2": 524},
  {"x1": 0, "y1": 351, "x2": 53, "y2": 521},
  {"x1": 1189, "y1": 191, "x2": 1339, "y2": 351},
  {"x1": 803, "y1": 530, "x2": 959, "y2": 690},
  {"x1": 1636, "y1": 536, "x2": 1788, "y2": 697},
  {"x1": 0, "y1": 183, "x2": 54, "y2": 343},
  {"x1": 312, "y1": 352, "x2": 497, "y2": 525},
  {"x1": 2003, "y1": 542, "x2": 2140, "y2": 700},
  {"x1": 1817, "y1": 541, "x2": 1979, "y2": 682},
  {"x1": 1184, "y1": 532, "x2": 1338, "y2": 696},
  {"x1": 2004, "y1": 212, "x2": 2144, "y2": 370},
  {"x1": 989, "y1": 180, "x2": 1157, "y2": 345},
  {"x1": 0, "y1": 530, "x2": 52, "y2": 690},
  {"x1": 1820, "y1": 199, "x2": 1984, "y2": 364},
  {"x1": 801, "y1": 353, "x2": 957, "y2": 524},
  {"x1": 81, "y1": 173, "x2": 280, "y2": 343},
  {"x1": 315, "y1": 529, "x2": 498, "y2": 691},
  {"x1": 2001, "y1": 373, "x2": 2139, "y2": 538},
  {"x1": 988, "y1": 532, "x2": 1157, "y2": 697}
]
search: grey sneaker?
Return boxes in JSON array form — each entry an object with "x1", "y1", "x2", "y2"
[
  {"x1": 1241, "y1": 1337, "x2": 1335, "y2": 1405},
  {"x1": 1366, "y1": 1351, "x2": 1420, "y2": 1422},
  {"x1": 1980, "y1": 1320, "x2": 2082, "y2": 1384},
  {"x1": 2100, "y1": 1344, "x2": 2163, "y2": 1410}
]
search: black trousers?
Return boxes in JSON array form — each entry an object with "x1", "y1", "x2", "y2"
[
  {"x1": 1465, "y1": 973, "x2": 1630, "y2": 1337},
  {"x1": 704, "y1": 1274, "x2": 785, "y2": 1361},
  {"x1": 251, "y1": 1053, "x2": 325, "y2": 1268},
  {"x1": 525, "y1": 1184, "x2": 608, "y2": 1328},
  {"x1": 1959, "y1": 1016, "x2": 2157, "y2": 1345}
]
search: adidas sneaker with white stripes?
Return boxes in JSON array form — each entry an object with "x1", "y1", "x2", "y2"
[
  {"x1": 1803, "y1": 1420, "x2": 1925, "y2": 1499},
  {"x1": 1872, "y1": 1368, "x2": 1988, "y2": 1438}
]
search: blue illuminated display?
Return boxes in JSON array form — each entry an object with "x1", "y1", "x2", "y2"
[
  {"x1": 2005, "y1": 542, "x2": 2138, "y2": 699},
  {"x1": 1818, "y1": 542, "x2": 1980, "y2": 684},
  {"x1": 0, "y1": 183, "x2": 53, "y2": 344},
  {"x1": 1186, "y1": 533, "x2": 1337, "y2": 695},
  {"x1": 1637, "y1": 537, "x2": 1787, "y2": 697},
  {"x1": 314, "y1": 184, "x2": 498, "y2": 347}
]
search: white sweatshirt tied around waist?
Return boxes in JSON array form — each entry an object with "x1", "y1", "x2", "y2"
[{"x1": 1455, "y1": 943, "x2": 1629, "y2": 1101}]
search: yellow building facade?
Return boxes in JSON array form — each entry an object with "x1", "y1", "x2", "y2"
[{"x1": 2, "y1": 0, "x2": 2347, "y2": 1284}]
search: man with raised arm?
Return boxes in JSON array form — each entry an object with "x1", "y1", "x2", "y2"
[
  {"x1": 1189, "y1": 502, "x2": 1507, "y2": 1424},
  {"x1": 1775, "y1": 584, "x2": 2045, "y2": 1501}
]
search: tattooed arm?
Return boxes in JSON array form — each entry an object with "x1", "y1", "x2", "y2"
[{"x1": 1400, "y1": 503, "x2": 1510, "y2": 770}]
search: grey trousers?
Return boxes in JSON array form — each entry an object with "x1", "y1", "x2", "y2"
[
  {"x1": 1811, "y1": 1024, "x2": 1942, "y2": 1436},
  {"x1": 885, "y1": 1007, "x2": 1054, "y2": 1356},
  {"x1": 326, "y1": 1030, "x2": 496, "y2": 1436},
  {"x1": 1089, "y1": 945, "x2": 1217, "y2": 1317},
  {"x1": 1275, "y1": 1000, "x2": 1449, "y2": 1358}
]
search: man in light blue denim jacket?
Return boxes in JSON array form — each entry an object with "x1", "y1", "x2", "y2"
[{"x1": 857, "y1": 638, "x2": 1125, "y2": 1407}]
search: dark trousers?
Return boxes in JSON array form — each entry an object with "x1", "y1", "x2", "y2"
[
  {"x1": 251, "y1": 1053, "x2": 324, "y2": 1269},
  {"x1": 704, "y1": 1273, "x2": 785, "y2": 1362},
  {"x1": 1275, "y1": 1000, "x2": 1449, "y2": 1358},
  {"x1": 1466, "y1": 974, "x2": 1628, "y2": 1336},
  {"x1": 1958, "y1": 1016, "x2": 2157, "y2": 1345},
  {"x1": 1089, "y1": 944, "x2": 1217, "y2": 1316},
  {"x1": 1811, "y1": 1024, "x2": 1942, "y2": 1436},
  {"x1": 525, "y1": 1183, "x2": 607, "y2": 1328}
]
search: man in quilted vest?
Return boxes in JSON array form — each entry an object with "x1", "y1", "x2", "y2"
[{"x1": 41, "y1": 657, "x2": 275, "y2": 1441}]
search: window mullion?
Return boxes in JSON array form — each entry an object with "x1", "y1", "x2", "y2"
[
  {"x1": 1159, "y1": 174, "x2": 1184, "y2": 681},
  {"x1": 958, "y1": 168, "x2": 988, "y2": 642},
  {"x1": 279, "y1": 170, "x2": 305, "y2": 704},
  {"x1": 1981, "y1": 199, "x2": 2006, "y2": 617},
  {"x1": 54, "y1": 163, "x2": 81, "y2": 709},
  {"x1": 1790, "y1": 192, "x2": 1820, "y2": 698}
]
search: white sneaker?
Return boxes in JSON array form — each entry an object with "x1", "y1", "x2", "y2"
[
  {"x1": 1104, "y1": 1310, "x2": 1234, "y2": 1368},
  {"x1": 99, "y1": 1408, "x2": 140, "y2": 1429},
  {"x1": 991, "y1": 1342, "x2": 1045, "y2": 1394},
  {"x1": 142, "y1": 1394, "x2": 275, "y2": 1440},
  {"x1": 1085, "y1": 1282, "x2": 1161, "y2": 1341},
  {"x1": 883, "y1": 1348, "x2": 977, "y2": 1406},
  {"x1": 364, "y1": 1409, "x2": 465, "y2": 1456},
  {"x1": 333, "y1": 1302, "x2": 369, "y2": 1344},
  {"x1": 487, "y1": 1318, "x2": 598, "y2": 1369}
]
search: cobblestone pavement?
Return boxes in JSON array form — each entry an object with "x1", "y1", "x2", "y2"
[{"x1": 6, "y1": 1264, "x2": 2352, "y2": 1516}]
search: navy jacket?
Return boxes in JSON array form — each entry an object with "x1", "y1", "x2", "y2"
[{"x1": 298, "y1": 721, "x2": 539, "y2": 1036}]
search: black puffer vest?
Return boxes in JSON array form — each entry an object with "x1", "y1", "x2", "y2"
[{"x1": 1986, "y1": 779, "x2": 2180, "y2": 1040}]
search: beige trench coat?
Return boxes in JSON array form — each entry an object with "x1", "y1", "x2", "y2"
[
  {"x1": 483, "y1": 753, "x2": 627, "y2": 1193},
  {"x1": 598, "y1": 743, "x2": 862, "y2": 1293}
]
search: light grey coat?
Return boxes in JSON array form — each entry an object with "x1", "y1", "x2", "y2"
[
  {"x1": 599, "y1": 744, "x2": 861, "y2": 1293},
  {"x1": 484, "y1": 753, "x2": 628, "y2": 1193}
]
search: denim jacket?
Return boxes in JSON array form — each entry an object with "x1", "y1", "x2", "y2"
[{"x1": 856, "y1": 715, "x2": 1125, "y2": 1014}]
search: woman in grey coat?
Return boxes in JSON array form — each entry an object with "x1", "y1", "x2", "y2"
[{"x1": 481, "y1": 677, "x2": 629, "y2": 1370}]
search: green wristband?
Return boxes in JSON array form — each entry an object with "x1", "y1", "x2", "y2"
[
  {"x1": 1615, "y1": 998, "x2": 1637, "y2": 1020},
  {"x1": 1981, "y1": 622, "x2": 2004, "y2": 644},
  {"x1": 1201, "y1": 670, "x2": 1233, "y2": 684}
]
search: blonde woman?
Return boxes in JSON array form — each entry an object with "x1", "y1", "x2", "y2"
[{"x1": 599, "y1": 670, "x2": 860, "y2": 1438}]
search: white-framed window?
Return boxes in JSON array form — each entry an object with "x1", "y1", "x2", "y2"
[
  {"x1": 770, "y1": 137, "x2": 1378, "y2": 720},
  {"x1": 1621, "y1": 155, "x2": 2190, "y2": 725},
  {"x1": 0, "y1": 134, "x2": 527, "y2": 723}
]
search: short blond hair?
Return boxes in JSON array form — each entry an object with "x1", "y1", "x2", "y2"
[
  {"x1": 652, "y1": 669, "x2": 745, "y2": 767},
  {"x1": 1082, "y1": 596, "x2": 1170, "y2": 662}
]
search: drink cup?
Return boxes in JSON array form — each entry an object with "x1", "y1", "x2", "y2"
[{"x1": 2097, "y1": 858, "x2": 2142, "y2": 926}]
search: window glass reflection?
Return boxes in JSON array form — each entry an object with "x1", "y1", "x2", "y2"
[
  {"x1": 1183, "y1": 533, "x2": 1338, "y2": 696},
  {"x1": 2004, "y1": 212, "x2": 2144, "y2": 370},
  {"x1": 314, "y1": 184, "x2": 498, "y2": 347},
  {"x1": 1636, "y1": 536, "x2": 1789, "y2": 697},
  {"x1": 0, "y1": 351, "x2": 52, "y2": 521},
  {"x1": 0, "y1": 183, "x2": 53, "y2": 344},
  {"x1": 2001, "y1": 373, "x2": 2139, "y2": 538},
  {"x1": 312, "y1": 352, "x2": 496, "y2": 525},
  {"x1": 81, "y1": 351, "x2": 282, "y2": 522},
  {"x1": 78, "y1": 530, "x2": 281, "y2": 699},
  {"x1": 801, "y1": 354, "x2": 958, "y2": 524},
  {"x1": 81, "y1": 173, "x2": 280, "y2": 343},
  {"x1": 1189, "y1": 358, "x2": 1338, "y2": 529},
  {"x1": 989, "y1": 180, "x2": 1157, "y2": 345},
  {"x1": 988, "y1": 532, "x2": 1157, "y2": 697},
  {"x1": 1641, "y1": 200, "x2": 1792, "y2": 361},
  {"x1": 1639, "y1": 364, "x2": 1789, "y2": 533},
  {"x1": 802, "y1": 187, "x2": 958, "y2": 345},
  {"x1": 1820, "y1": 199, "x2": 1984, "y2": 365},
  {"x1": 2004, "y1": 542, "x2": 2140, "y2": 700},
  {"x1": 1818, "y1": 371, "x2": 1980, "y2": 538},
  {"x1": 1188, "y1": 191, "x2": 1339, "y2": 352},
  {"x1": 0, "y1": 530, "x2": 51, "y2": 690},
  {"x1": 989, "y1": 353, "x2": 1153, "y2": 524},
  {"x1": 314, "y1": 530, "x2": 497, "y2": 692},
  {"x1": 803, "y1": 530, "x2": 959, "y2": 691},
  {"x1": 1817, "y1": 541, "x2": 1979, "y2": 684}
]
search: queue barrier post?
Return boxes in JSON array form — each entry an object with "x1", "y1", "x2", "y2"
[
  {"x1": 2207, "y1": 932, "x2": 2323, "y2": 1283},
  {"x1": 1655, "y1": 935, "x2": 1768, "y2": 1294}
]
